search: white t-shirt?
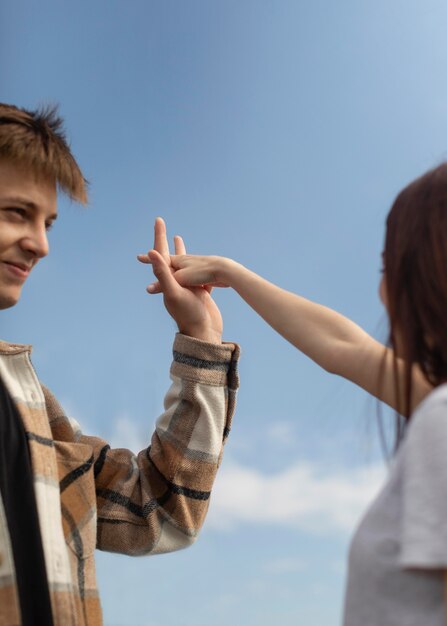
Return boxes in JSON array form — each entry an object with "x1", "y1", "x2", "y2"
[{"x1": 344, "y1": 384, "x2": 447, "y2": 626}]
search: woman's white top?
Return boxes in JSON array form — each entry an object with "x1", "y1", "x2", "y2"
[{"x1": 344, "y1": 383, "x2": 447, "y2": 626}]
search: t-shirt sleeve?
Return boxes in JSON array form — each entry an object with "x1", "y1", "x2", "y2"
[{"x1": 399, "y1": 391, "x2": 447, "y2": 569}]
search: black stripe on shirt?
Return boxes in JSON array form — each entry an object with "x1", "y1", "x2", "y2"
[
  {"x1": 59, "y1": 454, "x2": 94, "y2": 493},
  {"x1": 96, "y1": 488, "x2": 158, "y2": 518},
  {"x1": 145, "y1": 448, "x2": 211, "y2": 501},
  {"x1": 26, "y1": 432, "x2": 54, "y2": 447},
  {"x1": 173, "y1": 351, "x2": 230, "y2": 372},
  {"x1": 94, "y1": 444, "x2": 110, "y2": 478}
]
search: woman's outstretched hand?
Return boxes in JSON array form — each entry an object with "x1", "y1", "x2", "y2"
[{"x1": 139, "y1": 252, "x2": 234, "y2": 292}]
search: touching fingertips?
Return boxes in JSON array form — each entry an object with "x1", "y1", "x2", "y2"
[{"x1": 137, "y1": 254, "x2": 150, "y2": 263}]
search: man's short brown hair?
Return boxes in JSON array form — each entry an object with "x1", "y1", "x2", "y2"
[{"x1": 0, "y1": 103, "x2": 87, "y2": 204}]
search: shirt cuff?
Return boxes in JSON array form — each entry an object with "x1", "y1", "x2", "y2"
[{"x1": 171, "y1": 333, "x2": 240, "y2": 388}]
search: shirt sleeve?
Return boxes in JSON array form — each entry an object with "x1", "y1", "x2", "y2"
[
  {"x1": 44, "y1": 333, "x2": 240, "y2": 557},
  {"x1": 399, "y1": 388, "x2": 447, "y2": 569}
]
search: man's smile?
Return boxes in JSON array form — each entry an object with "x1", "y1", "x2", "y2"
[{"x1": 2, "y1": 260, "x2": 32, "y2": 281}]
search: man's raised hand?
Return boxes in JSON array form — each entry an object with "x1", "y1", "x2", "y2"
[{"x1": 137, "y1": 217, "x2": 223, "y2": 344}]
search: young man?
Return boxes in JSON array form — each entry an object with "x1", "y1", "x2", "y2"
[{"x1": 0, "y1": 103, "x2": 239, "y2": 626}]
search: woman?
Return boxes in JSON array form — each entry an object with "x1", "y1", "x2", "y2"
[{"x1": 140, "y1": 164, "x2": 447, "y2": 624}]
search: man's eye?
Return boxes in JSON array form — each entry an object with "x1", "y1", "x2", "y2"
[
  {"x1": 45, "y1": 222, "x2": 54, "y2": 232},
  {"x1": 7, "y1": 207, "x2": 27, "y2": 218}
]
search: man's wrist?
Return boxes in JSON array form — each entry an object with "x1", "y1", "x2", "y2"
[{"x1": 178, "y1": 327, "x2": 222, "y2": 344}]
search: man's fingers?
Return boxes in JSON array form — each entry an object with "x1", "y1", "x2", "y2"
[
  {"x1": 147, "y1": 250, "x2": 180, "y2": 297},
  {"x1": 153, "y1": 217, "x2": 170, "y2": 260},
  {"x1": 174, "y1": 235, "x2": 187, "y2": 256}
]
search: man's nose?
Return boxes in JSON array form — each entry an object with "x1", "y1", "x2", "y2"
[{"x1": 21, "y1": 224, "x2": 49, "y2": 259}]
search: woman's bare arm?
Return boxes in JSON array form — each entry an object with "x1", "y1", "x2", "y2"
[{"x1": 139, "y1": 252, "x2": 433, "y2": 415}]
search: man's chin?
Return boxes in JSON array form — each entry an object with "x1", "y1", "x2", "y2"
[{"x1": 0, "y1": 291, "x2": 21, "y2": 310}]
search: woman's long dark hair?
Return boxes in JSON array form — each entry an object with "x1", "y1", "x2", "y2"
[{"x1": 384, "y1": 163, "x2": 447, "y2": 448}]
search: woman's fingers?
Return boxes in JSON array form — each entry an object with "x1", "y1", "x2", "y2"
[
  {"x1": 139, "y1": 246, "x2": 216, "y2": 293},
  {"x1": 137, "y1": 253, "x2": 151, "y2": 264},
  {"x1": 138, "y1": 252, "x2": 190, "y2": 267},
  {"x1": 147, "y1": 281, "x2": 162, "y2": 294}
]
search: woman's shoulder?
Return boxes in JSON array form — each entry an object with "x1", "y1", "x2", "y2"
[
  {"x1": 407, "y1": 383, "x2": 447, "y2": 442},
  {"x1": 412, "y1": 383, "x2": 447, "y2": 417}
]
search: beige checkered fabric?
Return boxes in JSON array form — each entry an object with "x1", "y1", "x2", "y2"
[{"x1": 0, "y1": 334, "x2": 239, "y2": 625}]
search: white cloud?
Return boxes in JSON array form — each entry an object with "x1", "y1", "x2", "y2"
[
  {"x1": 330, "y1": 559, "x2": 347, "y2": 576},
  {"x1": 61, "y1": 403, "x2": 149, "y2": 454},
  {"x1": 262, "y1": 557, "x2": 307, "y2": 575},
  {"x1": 108, "y1": 415, "x2": 148, "y2": 453},
  {"x1": 266, "y1": 420, "x2": 297, "y2": 447},
  {"x1": 60, "y1": 408, "x2": 386, "y2": 537},
  {"x1": 206, "y1": 459, "x2": 386, "y2": 535}
]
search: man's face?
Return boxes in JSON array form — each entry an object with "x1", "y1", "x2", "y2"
[{"x1": 0, "y1": 160, "x2": 57, "y2": 310}]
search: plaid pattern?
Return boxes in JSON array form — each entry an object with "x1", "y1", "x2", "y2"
[{"x1": 0, "y1": 334, "x2": 239, "y2": 626}]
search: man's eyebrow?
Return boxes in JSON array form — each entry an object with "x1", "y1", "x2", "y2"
[{"x1": 1, "y1": 196, "x2": 58, "y2": 221}]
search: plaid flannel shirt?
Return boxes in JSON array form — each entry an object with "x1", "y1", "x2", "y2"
[{"x1": 0, "y1": 334, "x2": 239, "y2": 626}]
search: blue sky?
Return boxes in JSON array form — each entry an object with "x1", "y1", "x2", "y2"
[{"x1": 3, "y1": 1, "x2": 447, "y2": 624}]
